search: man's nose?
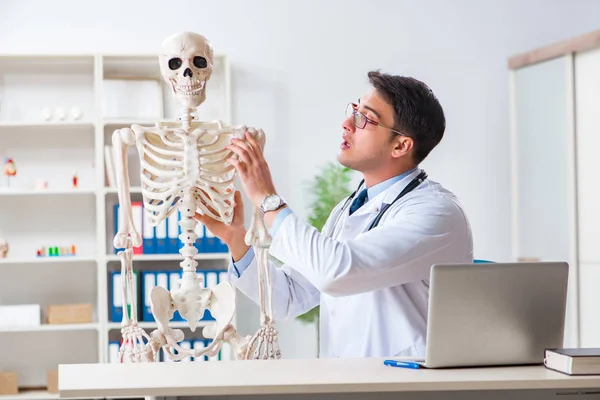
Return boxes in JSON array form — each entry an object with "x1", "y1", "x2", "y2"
[
  {"x1": 342, "y1": 116, "x2": 355, "y2": 133},
  {"x1": 184, "y1": 68, "x2": 193, "y2": 78}
]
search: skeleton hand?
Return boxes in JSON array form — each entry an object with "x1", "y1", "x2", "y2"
[
  {"x1": 204, "y1": 323, "x2": 252, "y2": 360},
  {"x1": 246, "y1": 323, "x2": 281, "y2": 360},
  {"x1": 245, "y1": 207, "x2": 271, "y2": 248},
  {"x1": 120, "y1": 323, "x2": 157, "y2": 362}
]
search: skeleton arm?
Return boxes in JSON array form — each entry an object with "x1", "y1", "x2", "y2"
[
  {"x1": 232, "y1": 252, "x2": 321, "y2": 320},
  {"x1": 112, "y1": 128, "x2": 142, "y2": 248}
]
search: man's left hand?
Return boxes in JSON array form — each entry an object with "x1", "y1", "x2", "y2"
[{"x1": 226, "y1": 131, "x2": 277, "y2": 208}]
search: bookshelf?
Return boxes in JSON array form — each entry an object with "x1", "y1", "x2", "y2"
[{"x1": 0, "y1": 53, "x2": 233, "y2": 395}]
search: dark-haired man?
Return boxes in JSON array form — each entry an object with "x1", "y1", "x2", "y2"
[{"x1": 195, "y1": 71, "x2": 473, "y2": 358}]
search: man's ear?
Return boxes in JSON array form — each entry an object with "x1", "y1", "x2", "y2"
[{"x1": 391, "y1": 136, "x2": 414, "y2": 159}]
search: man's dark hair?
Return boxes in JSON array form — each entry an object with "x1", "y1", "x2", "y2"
[{"x1": 368, "y1": 70, "x2": 445, "y2": 164}]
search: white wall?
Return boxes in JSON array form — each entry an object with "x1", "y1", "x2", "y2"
[{"x1": 1, "y1": 0, "x2": 599, "y2": 358}]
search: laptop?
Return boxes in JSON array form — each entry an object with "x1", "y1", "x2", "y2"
[{"x1": 399, "y1": 261, "x2": 569, "y2": 368}]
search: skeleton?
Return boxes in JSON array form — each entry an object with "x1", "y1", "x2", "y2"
[{"x1": 112, "y1": 31, "x2": 281, "y2": 362}]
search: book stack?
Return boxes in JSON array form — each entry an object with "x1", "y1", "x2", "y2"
[{"x1": 544, "y1": 348, "x2": 600, "y2": 375}]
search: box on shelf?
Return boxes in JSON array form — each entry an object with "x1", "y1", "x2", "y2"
[
  {"x1": 46, "y1": 303, "x2": 92, "y2": 324},
  {"x1": 0, "y1": 371, "x2": 18, "y2": 395},
  {"x1": 46, "y1": 370, "x2": 58, "y2": 394},
  {"x1": 0, "y1": 304, "x2": 41, "y2": 329}
]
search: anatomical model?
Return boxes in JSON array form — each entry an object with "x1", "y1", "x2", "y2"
[{"x1": 112, "y1": 31, "x2": 280, "y2": 362}]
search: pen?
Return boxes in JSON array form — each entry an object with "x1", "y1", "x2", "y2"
[{"x1": 383, "y1": 359, "x2": 421, "y2": 369}]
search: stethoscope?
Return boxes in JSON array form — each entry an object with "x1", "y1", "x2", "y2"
[{"x1": 329, "y1": 169, "x2": 428, "y2": 236}]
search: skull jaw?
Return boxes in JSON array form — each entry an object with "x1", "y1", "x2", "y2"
[
  {"x1": 170, "y1": 79, "x2": 207, "y2": 109},
  {"x1": 177, "y1": 91, "x2": 206, "y2": 109}
]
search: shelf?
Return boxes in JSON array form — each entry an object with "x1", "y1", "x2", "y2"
[
  {"x1": 105, "y1": 253, "x2": 230, "y2": 262},
  {"x1": 103, "y1": 120, "x2": 158, "y2": 126},
  {"x1": 104, "y1": 187, "x2": 142, "y2": 194},
  {"x1": 0, "y1": 390, "x2": 58, "y2": 400},
  {"x1": 0, "y1": 323, "x2": 99, "y2": 333},
  {"x1": 0, "y1": 51, "x2": 233, "y2": 377},
  {"x1": 107, "y1": 321, "x2": 207, "y2": 330},
  {"x1": 0, "y1": 189, "x2": 96, "y2": 196},
  {"x1": 0, "y1": 256, "x2": 96, "y2": 265},
  {"x1": 0, "y1": 390, "x2": 100, "y2": 400},
  {"x1": 0, "y1": 121, "x2": 94, "y2": 128}
]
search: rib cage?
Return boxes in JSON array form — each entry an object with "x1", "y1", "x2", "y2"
[{"x1": 133, "y1": 123, "x2": 238, "y2": 227}]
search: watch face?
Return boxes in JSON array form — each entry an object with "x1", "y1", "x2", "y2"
[{"x1": 265, "y1": 195, "x2": 280, "y2": 210}]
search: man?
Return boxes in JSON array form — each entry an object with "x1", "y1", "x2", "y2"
[{"x1": 195, "y1": 71, "x2": 473, "y2": 358}]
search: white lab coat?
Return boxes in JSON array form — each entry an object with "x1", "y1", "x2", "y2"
[{"x1": 229, "y1": 169, "x2": 473, "y2": 358}]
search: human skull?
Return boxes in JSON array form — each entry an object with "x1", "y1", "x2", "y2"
[{"x1": 159, "y1": 31, "x2": 214, "y2": 109}]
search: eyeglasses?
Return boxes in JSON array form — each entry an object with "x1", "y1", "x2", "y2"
[{"x1": 345, "y1": 102, "x2": 408, "y2": 136}]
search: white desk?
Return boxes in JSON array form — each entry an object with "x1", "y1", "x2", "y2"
[{"x1": 58, "y1": 358, "x2": 600, "y2": 400}]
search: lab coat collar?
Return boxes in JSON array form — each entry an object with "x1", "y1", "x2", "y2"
[{"x1": 349, "y1": 168, "x2": 424, "y2": 218}]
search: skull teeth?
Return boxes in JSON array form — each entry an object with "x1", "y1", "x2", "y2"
[{"x1": 175, "y1": 81, "x2": 205, "y2": 95}]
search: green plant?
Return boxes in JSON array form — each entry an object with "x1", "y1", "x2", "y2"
[{"x1": 296, "y1": 162, "x2": 354, "y2": 324}]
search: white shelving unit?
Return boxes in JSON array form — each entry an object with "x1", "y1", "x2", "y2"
[{"x1": 0, "y1": 53, "x2": 232, "y2": 397}]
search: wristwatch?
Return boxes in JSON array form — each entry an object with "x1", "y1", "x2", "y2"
[{"x1": 260, "y1": 193, "x2": 287, "y2": 214}]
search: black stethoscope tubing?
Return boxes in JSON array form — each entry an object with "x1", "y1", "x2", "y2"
[{"x1": 330, "y1": 170, "x2": 428, "y2": 235}]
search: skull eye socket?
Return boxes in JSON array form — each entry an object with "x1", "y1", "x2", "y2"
[
  {"x1": 168, "y1": 58, "x2": 182, "y2": 70},
  {"x1": 193, "y1": 56, "x2": 207, "y2": 69}
]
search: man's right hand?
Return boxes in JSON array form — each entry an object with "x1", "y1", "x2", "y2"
[{"x1": 193, "y1": 190, "x2": 250, "y2": 262}]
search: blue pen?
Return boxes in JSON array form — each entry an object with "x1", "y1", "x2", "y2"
[{"x1": 383, "y1": 359, "x2": 421, "y2": 369}]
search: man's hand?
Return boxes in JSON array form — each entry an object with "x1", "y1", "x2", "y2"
[
  {"x1": 193, "y1": 190, "x2": 249, "y2": 261},
  {"x1": 226, "y1": 131, "x2": 277, "y2": 208}
]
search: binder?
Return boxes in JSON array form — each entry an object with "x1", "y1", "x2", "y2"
[
  {"x1": 205, "y1": 271, "x2": 218, "y2": 289},
  {"x1": 155, "y1": 219, "x2": 167, "y2": 254},
  {"x1": 110, "y1": 270, "x2": 138, "y2": 323},
  {"x1": 132, "y1": 202, "x2": 144, "y2": 255},
  {"x1": 108, "y1": 341, "x2": 120, "y2": 363},
  {"x1": 204, "y1": 227, "x2": 217, "y2": 253},
  {"x1": 156, "y1": 272, "x2": 169, "y2": 291},
  {"x1": 167, "y1": 211, "x2": 180, "y2": 254},
  {"x1": 141, "y1": 272, "x2": 156, "y2": 322},
  {"x1": 202, "y1": 271, "x2": 218, "y2": 321},
  {"x1": 169, "y1": 272, "x2": 180, "y2": 292},
  {"x1": 111, "y1": 271, "x2": 123, "y2": 322},
  {"x1": 114, "y1": 204, "x2": 124, "y2": 253},
  {"x1": 170, "y1": 271, "x2": 184, "y2": 322},
  {"x1": 192, "y1": 340, "x2": 206, "y2": 362},
  {"x1": 216, "y1": 233, "x2": 229, "y2": 253},
  {"x1": 205, "y1": 227, "x2": 228, "y2": 253},
  {"x1": 142, "y1": 270, "x2": 227, "y2": 323},
  {"x1": 142, "y1": 212, "x2": 155, "y2": 254},
  {"x1": 194, "y1": 222, "x2": 205, "y2": 253},
  {"x1": 180, "y1": 340, "x2": 192, "y2": 362}
]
